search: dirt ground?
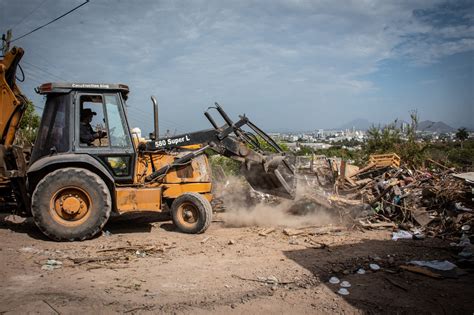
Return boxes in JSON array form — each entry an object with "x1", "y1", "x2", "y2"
[{"x1": 0, "y1": 213, "x2": 473, "y2": 314}]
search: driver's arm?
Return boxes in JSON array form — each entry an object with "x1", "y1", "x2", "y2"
[{"x1": 80, "y1": 125, "x2": 95, "y2": 144}]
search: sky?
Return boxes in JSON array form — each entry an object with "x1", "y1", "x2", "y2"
[{"x1": 1, "y1": 0, "x2": 473, "y2": 134}]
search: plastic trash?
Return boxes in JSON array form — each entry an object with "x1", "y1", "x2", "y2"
[
  {"x1": 369, "y1": 263, "x2": 380, "y2": 271},
  {"x1": 356, "y1": 268, "x2": 366, "y2": 274},
  {"x1": 409, "y1": 260, "x2": 457, "y2": 271},
  {"x1": 135, "y1": 250, "x2": 146, "y2": 258},
  {"x1": 413, "y1": 229, "x2": 425, "y2": 240},
  {"x1": 458, "y1": 248, "x2": 473, "y2": 258},
  {"x1": 392, "y1": 230, "x2": 412, "y2": 241},
  {"x1": 329, "y1": 276, "x2": 340, "y2": 284},
  {"x1": 337, "y1": 288, "x2": 349, "y2": 295},
  {"x1": 266, "y1": 276, "x2": 279, "y2": 285},
  {"x1": 454, "y1": 202, "x2": 473, "y2": 212},
  {"x1": 459, "y1": 234, "x2": 471, "y2": 247},
  {"x1": 340, "y1": 281, "x2": 351, "y2": 288},
  {"x1": 41, "y1": 259, "x2": 62, "y2": 271}
]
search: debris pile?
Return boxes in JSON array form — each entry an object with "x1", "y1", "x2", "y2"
[{"x1": 308, "y1": 153, "x2": 474, "y2": 237}]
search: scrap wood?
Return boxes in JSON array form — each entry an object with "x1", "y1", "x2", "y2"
[
  {"x1": 231, "y1": 274, "x2": 295, "y2": 285},
  {"x1": 283, "y1": 228, "x2": 307, "y2": 236},
  {"x1": 312, "y1": 226, "x2": 345, "y2": 235},
  {"x1": 343, "y1": 176, "x2": 358, "y2": 187},
  {"x1": 384, "y1": 277, "x2": 408, "y2": 291},
  {"x1": 355, "y1": 178, "x2": 373, "y2": 186},
  {"x1": 349, "y1": 162, "x2": 376, "y2": 178},
  {"x1": 399, "y1": 265, "x2": 443, "y2": 279},
  {"x1": 96, "y1": 244, "x2": 175, "y2": 254},
  {"x1": 410, "y1": 207, "x2": 434, "y2": 226},
  {"x1": 96, "y1": 245, "x2": 157, "y2": 253},
  {"x1": 369, "y1": 185, "x2": 395, "y2": 207},
  {"x1": 283, "y1": 225, "x2": 344, "y2": 236},
  {"x1": 305, "y1": 237, "x2": 329, "y2": 249},
  {"x1": 258, "y1": 227, "x2": 276, "y2": 236},
  {"x1": 201, "y1": 236, "x2": 212, "y2": 244},
  {"x1": 329, "y1": 195, "x2": 363, "y2": 206},
  {"x1": 71, "y1": 255, "x2": 125, "y2": 265},
  {"x1": 426, "y1": 158, "x2": 451, "y2": 171},
  {"x1": 358, "y1": 220, "x2": 396, "y2": 229},
  {"x1": 369, "y1": 153, "x2": 401, "y2": 168}
]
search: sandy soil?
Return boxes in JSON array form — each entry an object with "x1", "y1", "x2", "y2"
[{"x1": 0, "y1": 213, "x2": 473, "y2": 314}]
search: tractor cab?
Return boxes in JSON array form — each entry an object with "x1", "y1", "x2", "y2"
[{"x1": 32, "y1": 83, "x2": 136, "y2": 184}]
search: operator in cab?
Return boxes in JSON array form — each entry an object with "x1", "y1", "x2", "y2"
[{"x1": 80, "y1": 108, "x2": 106, "y2": 146}]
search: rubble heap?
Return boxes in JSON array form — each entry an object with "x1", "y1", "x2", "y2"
[{"x1": 306, "y1": 153, "x2": 474, "y2": 237}]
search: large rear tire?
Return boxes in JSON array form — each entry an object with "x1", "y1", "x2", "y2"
[
  {"x1": 31, "y1": 167, "x2": 112, "y2": 241},
  {"x1": 171, "y1": 192, "x2": 212, "y2": 234}
]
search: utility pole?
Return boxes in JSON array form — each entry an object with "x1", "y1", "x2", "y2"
[{"x1": 1, "y1": 29, "x2": 12, "y2": 55}]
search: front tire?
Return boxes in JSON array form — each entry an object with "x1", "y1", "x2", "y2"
[
  {"x1": 31, "y1": 167, "x2": 112, "y2": 241},
  {"x1": 171, "y1": 192, "x2": 212, "y2": 234}
]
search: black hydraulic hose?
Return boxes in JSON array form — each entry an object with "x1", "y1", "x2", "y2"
[{"x1": 16, "y1": 63, "x2": 25, "y2": 82}]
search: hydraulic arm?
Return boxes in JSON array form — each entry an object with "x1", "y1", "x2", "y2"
[
  {"x1": 0, "y1": 46, "x2": 28, "y2": 147},
  {"x1": 143, "y1": 103, "x2": 297, "y2": 199}
]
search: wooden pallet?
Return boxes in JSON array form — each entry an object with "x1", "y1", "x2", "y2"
[{"x1": 369, "y1": 153, "x2": 401, "y2": 168}]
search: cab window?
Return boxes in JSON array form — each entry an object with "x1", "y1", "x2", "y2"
[
  {"x1": 104, "y1": 94, "x2": 131, "y2": 148},
  {"x1": 79, "y1": 95, "x2": 108, "y2": 147}
]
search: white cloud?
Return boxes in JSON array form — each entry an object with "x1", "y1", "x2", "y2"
[{"x1": 2, "y1": 0, "x2": 472, "y2": 131}]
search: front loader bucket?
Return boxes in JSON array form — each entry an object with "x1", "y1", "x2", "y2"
[{"x1": 241, "y1": 155, "x2": 297, "y2": 199}]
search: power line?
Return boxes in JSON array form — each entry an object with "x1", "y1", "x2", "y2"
[
  {"x1": 25, "y1": 50, "x2": 69, "y2": 76},
  {"x1": 11, "y1": 0, "x2": 89, "y2": 43},
  {"x1": 18, "y1": 68, "x2": 45, "y2": 83},
  {"x1": 23, "y1": 76, "x2": 43, "y2": 85},
  {"x1": 22, "y1": 60, "x2": 66, "y2": 81},
  {"x1": 19, "y1": 65, "x2": 52, "y2": 84},
  {"x1": 10, "y1": 0, "x2": 49, "y2": 30}
]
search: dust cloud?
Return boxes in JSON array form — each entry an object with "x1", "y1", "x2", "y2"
[{"x1": 214, "y1": 176, "x2": 339, "y2": 228}]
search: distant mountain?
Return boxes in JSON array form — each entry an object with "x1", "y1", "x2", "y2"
[
  {"x1": 337, "y1": 118, "x2": 373, "y2": 130},
  {"x1": 417, "y1": 120, "x2": 455, "y2": 133}
]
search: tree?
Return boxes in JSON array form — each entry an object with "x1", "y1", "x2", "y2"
[
  {"x1": 456, "y1": 127, "x2": 469, "y2": 149},
  {"x1": 363, "y1": 120, "x2": 401, "y2": 155},
  {"x1": 363, "y1": 112, "x2": 426, "y2": 167},
  {"x1": 16, "y1": 100, "x2": 41, "y2": 145}
]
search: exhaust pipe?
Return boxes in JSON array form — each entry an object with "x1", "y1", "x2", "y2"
[{"x1": 151, "y1": 96, "x2": 159, "y2": 140}]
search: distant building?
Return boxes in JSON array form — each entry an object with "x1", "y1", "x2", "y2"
[{"x1": 317, "y1": 129, "x2": 324, "y2": 139}]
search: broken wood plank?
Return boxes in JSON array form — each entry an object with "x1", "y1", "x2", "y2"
[
  {"x1": 201, "y1": 236, "x2": 212, "y2": 244},
  {"x1": 350, "y1": 162, "x2": 376, "y2": 178},
  {"x1": 427, "y1": 158, "x2": 450, "y2": 170},
  {"x1": 71, "y1": 256, "x2": 126, "y2": 265},
  {"x1": 384, "y1": 277, "x2": 408, "y2": 291},
  {"x1": 283, "y1": 228, "x2": 307, "y2": 236},
  {"x1": 400, "y1": 265, "x2": 443, "y2": 279},
  {"x1": 231, "y1": 274, "x2": 295, "y2": 285},
  {"x1": 358, "y1": 221, "x2": 397, "y2": 229},
  {"x1": 258, "y1": 227, "x2": 276, "y2": 236},
  {"x1": 355, "y1": 178, "x2": 373, "y2": 186}
]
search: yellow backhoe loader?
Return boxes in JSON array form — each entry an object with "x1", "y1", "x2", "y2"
[{"x1": 0, "y1": 45, "x2": 296, "y2": 241}]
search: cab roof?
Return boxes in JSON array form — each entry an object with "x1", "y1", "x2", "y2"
[{"x1": 35, "y1": 82, "x2": 130, "y2": 98}]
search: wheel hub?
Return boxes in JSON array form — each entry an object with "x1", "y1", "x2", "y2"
[
  {"x1": 51, "y1": 187, "x2": 91, "y2": 223},
  {"x1": 61, "y1": 196, "x2": 82, "y2": 215},
  {"x1": 178, "y1": 203, "x2": 198, "y2": 225},
  {"x1": 184, "y1": 210, "x2": 193, "y2": 220}
]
